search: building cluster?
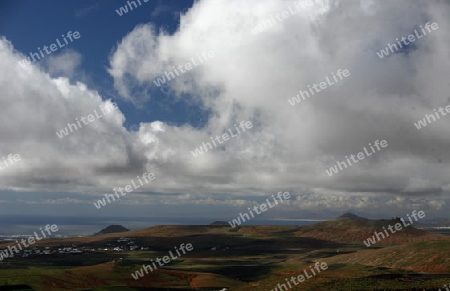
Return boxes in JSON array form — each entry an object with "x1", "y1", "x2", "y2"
[{"x1": 0, "y1": 237, "x2": 148, "y2": 261}]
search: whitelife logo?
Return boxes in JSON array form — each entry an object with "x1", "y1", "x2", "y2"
[
  {"x1": 131, "y1": 243, "x2": 193, "y2": 280},
  {"x1": 414, "y1": 104, "x2": 450, "y2": 129},
  {"x1": 228, "y1": 192, "x2": 290, "y2": 228},
  {"x1": 376, "y1": 22, "x2": 439, "y2": 59},
  {"x1": 115, "y1": 0, "x2": 149, "y2": 16},
  {"x1": 0, "y1": 224, "x2": 59, "y2": 261},
  {"x1": 93, "y1": 172, "x2": 156, "y2": 209},
  {"x1": 250, "y1": 0, "x2": 325, "y2": 35},
  {"x1": 0, "y1": 154, "x2": 21, "y2": 171},
  {"x1": 18, "y1": 31, "x2": 81, "y2": 67},
  {"x1": 269, "y1": 261, "x2": 328, "y2": 291},
  {"x1": 363, "y1": 210, "x2": 425, "y2": 247},
  {"x1": 191, "y1": 121, "x2": 253, "y2": 158},
  {"x1": 152, "y1": 50, "x2": 215, "y2": 88},
  {"x1": 56, "y1": 102, "x2": 118, "y2": 139},
  {"x1": 287, "y1": 69, "x2": 350, "y2": 106},
  {"x1": 325, "y1": 139, "x2": 388, "y2": 177}
]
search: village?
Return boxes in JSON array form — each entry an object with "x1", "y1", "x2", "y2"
[{"x1": 0, "y1": 237, "x2": 147, "y2": 260}]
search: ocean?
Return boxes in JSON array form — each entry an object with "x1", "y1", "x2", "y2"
[{"x1": 0, "y1": 215, "x2": 321, "y2": 237}]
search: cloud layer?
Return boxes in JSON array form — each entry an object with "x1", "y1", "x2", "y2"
[{"x1": 1, "y1": 0, "x2": 450, "y2": 217}]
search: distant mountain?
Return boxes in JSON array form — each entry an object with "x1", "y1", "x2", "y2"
[
  {"x1": 95, "y1": 225, "x2": 130, "y2": 235},
  {"x1": 295, "y1": 214, "x2": 442, "y2": 245},
  {"x1": 326, "y1": 240, "x2": 450, "y2": 273},
  {"x1": 210, "y1": 221, "x2": 229, "y2": 225},
  {"x1": 338, "y1": 212, "x2": 368, "y2": 220}
]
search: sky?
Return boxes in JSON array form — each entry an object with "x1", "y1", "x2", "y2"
[{"x1": 0, "y1": 0, "x2": 449, "y2": 223}]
